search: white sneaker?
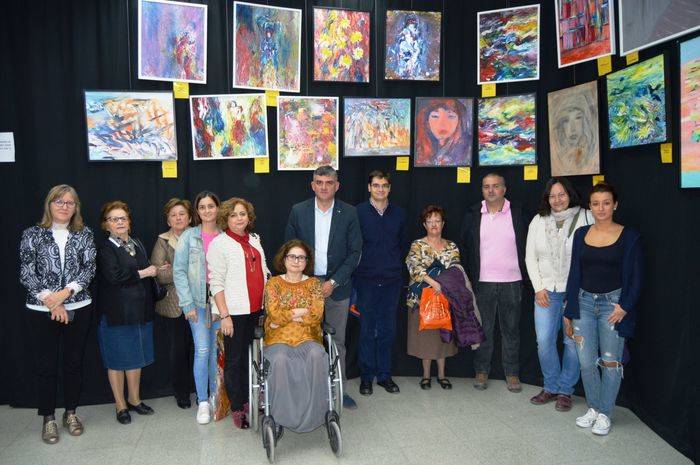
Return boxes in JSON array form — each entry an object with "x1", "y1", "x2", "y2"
[
  {"x1": 196, "y1": 401, "x2": 211, "y2": 424},
  {"x1": 592, "y1": 413, "x2": 611, "y2": 435},
  {"x1": 576, "y1": 408, "x2": 599, "y2": 428}
]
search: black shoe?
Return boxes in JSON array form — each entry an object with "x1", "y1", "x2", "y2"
[
  {"x1": 176, "y1": 396, "x2": 191, "y2": 409},
  {"x1": 359, "y1": 380, "x2": 373, "y2": 396},
  {"x1": 377, "y1": 378, "x2": 400, "y2": 394},
  {"x1": 116, "y1": 409, "x2": 131, "y2": 424},
  {"x1": 127, "y1": 402, "x2": 154, "y2": 415}
]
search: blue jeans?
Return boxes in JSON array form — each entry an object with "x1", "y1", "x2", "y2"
[
  {"x1": 573, "y1": 289, "x2": 625, "y2": 417},
  {"x1": 534, "y1": 291, "x2": 579, "y2": 395},
  {"x1": 187, "y1": 307, "x2": 220, "y2": 403}
]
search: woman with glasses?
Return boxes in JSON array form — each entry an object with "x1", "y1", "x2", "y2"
[
  {"x1": 525, "y1": 178, "x2": 592, "y2": 412},
  {"x1": 97, "y1": 200, "x2": 164, "y2": 424},
  {"x1": 20, "y1": 185, "x2": 96, "y2": 444}
]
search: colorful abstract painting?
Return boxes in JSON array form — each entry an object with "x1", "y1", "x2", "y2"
[
  {"x1": 680, "y1": 36, "x2": 700, "y2": 188},
  {"x1": 313, "y1": 8, "x2": 370, "y2": 83},
  {"x1": 189, "y1": 94, "x2": 268, "y2": 160},
  {"x1": 233, "y1": 2, "x2": 302, "y2": 92},
  {"x1": 548, "y1": 81, "x2": 600, "y2": 176},
  {"x1": 477, "y1": 5, "x2": 539, "y2": 84},
  {"x1": 344, "y1": 99, "x2": 411, "y2": 157},
  {"x1": 277, "y1": 97, "x2": 338, "y2": 171},
  {"x1": 478, "y1": 94, "x2": 536, "y2": 166},
  {"x1": 414, "y1": 97, "x2": 474, "y2": 167},
  {"x1": 384, "y1": 10, "x2": 441, "y2": 81},
  {"x1": 556, "y1": 0, "x2": 615, "y2": 68},
  {"x1": 138, "y1": 0, "x2": 208, "y2": 84},
  {"x1": 84, "y1": 91, "x2": 177, "y2": 161},
  {"x1": 607, "y1": 54, "x2": 667, "y2": 149},
  {"x1": 620, "y1": 0, "x2": 700, "y2": 55}
]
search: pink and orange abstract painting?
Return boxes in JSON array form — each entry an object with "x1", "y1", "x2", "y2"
[
  {"x1": 555, "y1": 0, "x2": 615, "y2": 68},
  {"x1": 681, "y1": 36, "x2": 700, "y2": 188}
]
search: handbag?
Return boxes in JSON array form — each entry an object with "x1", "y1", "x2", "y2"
[
  {"x1": 418, "y1": 287, "x2": 452, "y2": 331},
  {"x1": 135, "y1": 239, "x2": 168, "y2": 302}
]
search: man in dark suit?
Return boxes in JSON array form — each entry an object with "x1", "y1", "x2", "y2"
[{"x1": 285, "y1": 165, "x2": 363, "y2": 409}]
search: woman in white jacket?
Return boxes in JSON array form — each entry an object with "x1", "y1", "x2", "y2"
[{"x1": 525, "y1": 177, "x2": 591, "y2": 412}]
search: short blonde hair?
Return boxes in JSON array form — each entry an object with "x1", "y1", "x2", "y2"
[
  {"x1": 163, "y1": 198, "x2": 192, "y2": 222},
  {"x1": 39, "y1": 185, "x2": 84, "y2": 232},
  {"x1": 217, "y1": 197, "x2": 256, "y2": 232}
]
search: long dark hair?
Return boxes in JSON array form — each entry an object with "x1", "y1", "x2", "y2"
[{"x1": 538, "y1": 177, "x2": 581, "y2": 216}]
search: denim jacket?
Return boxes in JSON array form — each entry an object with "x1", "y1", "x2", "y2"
[{"x1": 173, "y1": 226, "x2": 219, "y2": 313}]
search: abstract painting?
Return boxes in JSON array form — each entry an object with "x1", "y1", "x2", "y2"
[
  {"x1": 414, "y1": 97, "x2": 473, "y2": 167},
  {"x1": 478, "y1": 5, "x2": 539, "y2": 84},
  {"x1": 548, "y1": 81, "x2": 600, "y2": 176},
  {"x1": 680, "y1": 36, "x2": 700, "y2": 188},
  {"x1": 384, "y1": 10, "x2": 441, "y2": 81},
  {"x1": 555, "y1": 0, "x2": 615, "y2": 68},
  {"x1": 84, "y1": 91, "x2": 177, "y2": 161},
  {"x1": 619, "y1": 0, "x2": 700, "y2": 55},
  {"x1": 277, "y1": 97, "x2": 338, "y2": 170},
  {"x1": 607, "y1": 54, "x2": 667, "y2": 149},
  {"x1": 344, "y1": 98, "x2": 411, "y2": 157},
  {"x1": 313, "y1": 7, "x2": 370, "y2": 83},
  {"x1": 233, "y1": 2, "x2": 302, "y2": 92},
  {"x1": 138, "y1": 0, "x2": 208, "y2": 84},
  {"x1": 189, "y1": 94, "x2": 268, "y2": 160},
  {"x1": 477, "y1": 93, "x2": 536, "y2": 166}
]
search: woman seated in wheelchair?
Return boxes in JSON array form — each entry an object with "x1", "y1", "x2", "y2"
[{"x1": 263, "y1": 239, "x2": 328, "y2": 435}]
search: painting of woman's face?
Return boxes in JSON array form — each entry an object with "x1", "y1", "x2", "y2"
[
  {"x1": 428, "y1": 107, "x2": 459, "y2": 144},
  {"x1": 560, "y1": 107, "x2": 585, "y2": 148}
]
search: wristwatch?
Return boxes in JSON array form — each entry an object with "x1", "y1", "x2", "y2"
[{"x1": 329, "y1": 279, "x2": 338, "y2": 288}]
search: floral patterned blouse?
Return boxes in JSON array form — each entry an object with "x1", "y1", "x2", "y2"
[
  {"x1": 263, "y1": 276, "x2": 324, "y2": 347},
  {"x1": 405, "y1": 238, "x2": 461, "y2": 310}
]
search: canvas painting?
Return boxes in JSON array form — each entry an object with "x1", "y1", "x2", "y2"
[
  {"x1": 478, "y1": 94, "x2": 536, "y2": 166},
  {"x1": 313, "y1": 8, "x2": 370, "y2": 83},
  {"x1": 277, "y1": 97, "x2": 339, "y2": 170},
  {"x1": 233, "y1": 2, "x2": 302, "y2": 92},
  {"x1": 555, "y1": 0, "x2": 615, "y2": 68},
  {"x1": 478, "y1": 5, "x2": 540, "y2": 84},
  {"x1": 189, "y1": 94, "x2": 268, "y2": 160},
  {"x1": 680, "y1": 36, "x2": 700, "y2": 188},
  {"x1": 344, "y1": 99, "x2": 411, "y2": 157},
  {"x1": 607, "y1": 54, "x2": 667, "y2": 149},
  {"x1": 414, "y1": 97, "x2": 474, "y2": 167},
  {"x1": 84, "y1": 91, "x2": 177, "y2": 161},
  {"x1": 619, "y1": 0, "x2": 700, "y2": 55},
  {"x1": 548, "y1": 81, "x2": 600, "y2": 176},
  {"x1": 138, "y1": 0, "x2": 208, "y2": 84},
  {"x1": 384, "y1": 10, "x2": 441, "y2": 81}
]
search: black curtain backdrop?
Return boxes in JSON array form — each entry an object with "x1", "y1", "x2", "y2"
[{"x1": 1, "y1": 0, "x2": 698, "y2": 461}]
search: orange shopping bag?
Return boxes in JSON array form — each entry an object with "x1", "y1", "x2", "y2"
[{"x1": 419, "y1": 287, "x2": 452, "y2": 331}]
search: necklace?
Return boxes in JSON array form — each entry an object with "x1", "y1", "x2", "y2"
[{"x1": 242, "y1": 243, "x2": 256, "y2": 273}]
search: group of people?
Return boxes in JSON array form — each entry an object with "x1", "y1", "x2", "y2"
[{"x1": 19, "y1": 166, "x2": 642, "y2": 446}]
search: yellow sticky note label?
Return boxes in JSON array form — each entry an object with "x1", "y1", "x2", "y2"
[
  {"x1": 597, "y1": 56, "x2": 612, "y2": 76},
  {"x1": 457, "y1": 167, "x2": 471, "y2": 183},
  {"x1": 660, "y1": 143, "x2": 672, "y2": 163},
  {"x1": 592, "y1": 174, "x2": 605, "y2": 185},
  {"x1": 254, "y1": 157, "x2": 270, "y2": 173},
  {"x1": 396, "y1": 156, "x2": 410, "y2": 171},
  {"x1": 162, "y1": 160, "x2": 177, "y2": 178},
  {"x1": 266, "y1": 90, "x2": 279, "y2": 107},
  {"x1": 481, "y1": 83, "x2": 496, "y2": 97},
  {"x1": 523, "y1": 165, "x2": 538, "y2": 181},
  {"x1": 173, "y1": 82, "x2": 189, "y2": 99},
  {"x1": 625, "y1": 52, "x2": 639, "y2": 65}
]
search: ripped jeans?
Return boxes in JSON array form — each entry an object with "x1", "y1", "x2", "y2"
[{"x1": 573, "y1": 289, "x2": 625, "y2": 417}]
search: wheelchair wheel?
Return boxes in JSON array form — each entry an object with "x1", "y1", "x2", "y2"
[
  {"x1": 331, "y1": 340, "x2": 343, "y2": 416},
  {"x1": 249, "y1": 341, "x2": 261, "y2": 432},
  {"x1": 262, "y1": 422, "x2": 276, "y2": 463},
  {"x1": 328, "y1": 419, "x2": 342, "y2": 457}
]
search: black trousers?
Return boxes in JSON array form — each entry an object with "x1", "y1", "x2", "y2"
[
  {"x1": 27, "y1": 306, "x2": 92, "y2": 416},
  {"x1": 155, "y1": 313, "x2": 193, "y2": 400},
  {"x1": 223, "y1": 313, "x2": 256, "y2": 411}
]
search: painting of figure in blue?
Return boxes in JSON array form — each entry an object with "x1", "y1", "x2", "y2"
[{"x1": 385, "y1": 10, "x2": 441, "y2": 81}]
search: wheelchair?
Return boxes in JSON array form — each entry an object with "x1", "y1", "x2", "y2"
[{"x1": 248, "y1": 319, "x2": 343, "y2": 463}]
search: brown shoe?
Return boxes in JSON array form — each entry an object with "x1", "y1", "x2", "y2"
[
  {"x1": 506, "y1": 376, "x2": 522, "y2": 393},
  {"x1": 530, "y1": 389, "x2": 556, "y2": 405},
  {"x1": 555, "y1": 394, "x2": 573, "y2": 412},
  {"x1": 62, "y1": 412, "x2": 84, "y2": 436},
  {"x1": 473, "y1": 372, "x2": 488, "y2": 390}
]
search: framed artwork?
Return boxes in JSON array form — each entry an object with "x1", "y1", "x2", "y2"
[
  {"x1": 313, "y1": 7, "x2": 370, "y2": 83},
  {"x1": 680, "y1": 36, "x2": 700, "y2": 188},
  {"x1": 344, "y1": 98, "x2": 411, "y2": 157},
  {"x1": 477, "y1": 5, "x2": 540, "y2": 84},
  {"x1": 555, "y1": 0, "x2": 615, "y2": 68},
  {"x1": 233, "y1": 2, "x2": 302, "y2": 92},
  {"x1": 138, "y1": 0, "x2": 208, "y2": 84},
  {"x1": 607, "y1": 54, "x2": 667, "y2": 149},
  {"x1": 548, "y1": 81, "x2": 600, "y2": 176},
  {"x1": 619, "y1": 0, "x2": 700, "y2": 55},
  {"x1": 384, "y1": 10, "x2": 441, "y2": 81},
  {"x1": 84, "y1": 91, "x2": 177, "y2": 162},
  {"x1": 277, "y1": 96, "x2": 339, "y2": 171},
  {"x1": 414, "y1": 97, "x2": 474, "y2": 167},
  {"x1": 477, "y1": 93, "x2": 536, "y2": 166},
  {"x1": 189, "y1": 94, "x2": 268, "y2": 160}
]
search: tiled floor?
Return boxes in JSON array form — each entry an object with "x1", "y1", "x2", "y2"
[{"x1": 0, "y1": 377, "x2": 690, "y2": 465}]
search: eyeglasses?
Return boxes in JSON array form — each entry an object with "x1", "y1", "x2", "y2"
[
  {"x1": 285, "y1": 254, "x2": 308, "y2": 262},
  {"x1": 370, "y1": 183, "x2": 390, "y2": 190},
  {"x1": 548, "y1": 193, "x2": 569, "y2": 200},
  {"x1": 53, "y1": 199, "x2": 76, "y2": 208},
  {"x1": 107, "y1": 216, "x2": 128, "y2": 223},
  {"x1": 425, "y1": 220, "x2": 443, "y2": 226}
]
